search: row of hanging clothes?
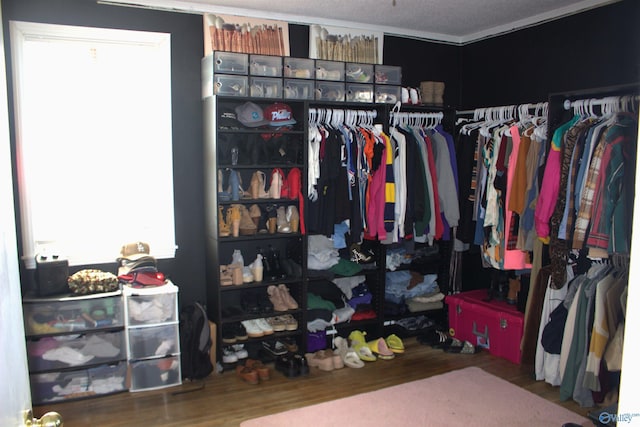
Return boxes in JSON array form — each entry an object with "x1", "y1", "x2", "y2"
[
  {"x1": 454, "y1": 102, "x2": 549, "y2": 271},
  {"x1": 307, "y1": 105, "x2": 459, "y2": 248},
  {"x1": 527, "y1": 93, "x2": 637, "y2": 408}
]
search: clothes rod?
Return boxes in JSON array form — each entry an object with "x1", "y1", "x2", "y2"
[
  {"x1": 563, "y1": 95, "x2": 640, "y2": 110},
  {"x1": 456, "y1": 102, "x2": 547, "y2": 116}
]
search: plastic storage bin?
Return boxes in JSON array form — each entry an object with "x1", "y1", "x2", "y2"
[
  {"x1": 375, "y1": 86, "x2": 402, "y2": 104},
  {"x1": 129, "y1": 355, "x2": 181, "y2": 391},
  {"x1": 315, "y1": 81, "x2": 345, "y2": 102},
  {"x1": 30, "y1": 361, "x2": 127, "y2": 404},
  {"x1": 346, "y1": 83, "x2": 374, "y2": 103},
  {"x1": 124, "y1": 282, "x2": 178, "y2": 326},
  {"x1": 283, "y1": 79, "x2": 314, "y2": 100},
  {"x1": 249, "y1": 76, "x2": 283, "y2": 98},
  {"x1": 127, "y1": 324, "x2": 180, "y2": 360},
  {"x1": 249, "y1": 54, "x2": 282, "y2": 77},
  {"x1": 315, "y1": 60, "x2": 345, "y2": 81},
  {"x1": 213, "y1": 51, "x2": 249, "y2": 75},
  {"x1": 23, "y1": 291, "x2": 123, "y2": 336},
  {"x1": 446, "y1": 290, "x2": 524, "y2": 364},
  {"x1": 346, "y1": 63, "x2": 374, "y2": 83},
  {"x1": 374, "y1": 65, "x2": 402, "y2": 85},
  {"x1": 213, "y1": 74, "x2": 248, "y2": 97},
  {"x1": 283, "y1": 57, "x2": 314, "y2": 79},
  {"x1": 27, "y1": 329, "x2": 125, "y2": 372}
]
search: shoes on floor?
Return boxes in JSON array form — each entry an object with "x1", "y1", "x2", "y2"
[
  {"x1": 275, "y1": 352, "x2": 309, "y2": 378},
  {"x1": 367, "y1": 337, "x2": 395, "y2": 360},
  {"x1": 334, "y1": 336, "x2": 365, "y2": 368},
  {"x1": 385, "y1": 334, "x2": 405, "y2": 354},
  {"x1": 348, "y1": 330, "x2": 377, "y2": 362},
  {"x1": 236, "y1": 364, "x2": 259, "y2": 385},
  {"x1": 244, "y1": 359, "x2": 270, "y2": 381}
]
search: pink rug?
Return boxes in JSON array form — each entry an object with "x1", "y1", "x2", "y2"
[{"x1": 240, "y1": 367, "x2": 589, "y2": 427}]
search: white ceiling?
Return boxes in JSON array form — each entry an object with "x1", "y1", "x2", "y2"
[{"x1": 103, "y1": 0, "x2": 619, "y2": 44}]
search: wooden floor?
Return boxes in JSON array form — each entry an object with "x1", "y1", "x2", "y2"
[{"x1": 34, "y1": 339, "x2": 599, "y2": 427}]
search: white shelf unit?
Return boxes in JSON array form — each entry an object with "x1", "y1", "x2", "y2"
[{"x1": 122, "y1": 282, "x2": 182, "y2": 392}]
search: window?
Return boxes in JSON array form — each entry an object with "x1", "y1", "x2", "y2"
[{"x1": 10, "y1": 21, "x2": 176, "y2": 268}]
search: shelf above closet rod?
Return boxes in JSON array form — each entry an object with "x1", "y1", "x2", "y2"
[{"x1": 456, "y1": 102, "x2": 547, "y2": 116}]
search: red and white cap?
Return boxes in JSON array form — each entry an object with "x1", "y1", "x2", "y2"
[{"x1": 264, "y1": 102, "x2": 296, "y2": 127}]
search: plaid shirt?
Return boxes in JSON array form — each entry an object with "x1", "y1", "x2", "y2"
[{"x1": 572, "y1": 128, "x2": 608, "y2": 249}]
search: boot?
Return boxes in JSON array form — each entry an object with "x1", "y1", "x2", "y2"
[
  {"x1": 218, "y1": 205, "x2": 230, "y2": 237},
  {"x1": 507, "y1": 277, "x2": 521, "y2": 305},
  {"x1": 287, "y1": 205, "x2": 299, "y2": 233},
  {"x1": 257, "y1": 247, "x2": 272, "y2": 279},
  {"x1": 278, "y1": 283, "x2": 299, "y2": 310},
  {"x1": 269, "y1": 169, "x2": 283, "y2": 199},
  {"x1": 276, "y1": 206, "x2": 291, "y2": 233},
  {"x1": 267, "y1": 285, "x2": 288, "y2": 311},
  {"x1": 249, "y1": 204, "x2": 262, "y2": 227},
  {"x1": 238, "y1": 205, "x2": 257, "y2": 236},
  {"x1": 218, "y1": 169, "x2": 231, "y2": 202},
  {"x1": 268, "y1": 245, "x2": 286, "y2": 280},
  {"x1": 227, "y1": 204, "x2": 241, "y2": 237},
  {"x1": 229, "y1": 169, "x2": 241, "y2": 201}
]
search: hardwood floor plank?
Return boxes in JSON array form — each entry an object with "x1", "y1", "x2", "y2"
[{"x1": 33, "y1": 339, "x2": 597, "y2": 426}]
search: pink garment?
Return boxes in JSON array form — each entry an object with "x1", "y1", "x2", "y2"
[
  {"x1": 534, "y1": 147, "x2": 562, "y2": 242},
  {"x1": 366, "y1": 141, "x2": 387, "y2": 240},
  {"x1": 504, "y1": 126, "x2": 531, "y2": 269}
]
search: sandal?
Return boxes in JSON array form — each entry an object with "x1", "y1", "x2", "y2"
[
  {"x1": 367, "y1": 338, "x2": 395, "y2": 360},
  {"x1": 334, "y1": 336, "x2": 364, "y2": 368},
  {"x1": 352, "y1": 342, "x2": 377, "y2": 362},
  {"x1": 443, "y1": 338, "x2": 464, "y2": 352},
  {"x1": 385, "y1": 334, "x2": 405, "y2": 354}
]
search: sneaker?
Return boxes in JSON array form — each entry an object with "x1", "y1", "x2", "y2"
[
  {"x1": 241, "y1": 319, "x2": 264, "y2": 338},
  {"x1": 234, "y1": 322, "x2": 249, "y2": 341},
  {"x1": 233, "y1": 344, "x2": 248, "y2": 360},
  {"x1": 221, "y1": 324, "x2": 237, "y2": 344},
  {"x1": 254, "y1": 318, "x2": 274, "y2": 335},
  {"x1": 222, "y1": 346, "x2": 238, "y2": 364},
  {"x1": 262, "y1": 339, "x2": 288, "y2": 356},
  {"x1": 267, "y1": 316, "x2": 286, "y2": 332}
]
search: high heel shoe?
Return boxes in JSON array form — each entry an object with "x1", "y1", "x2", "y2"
[
  {"x1": 276, "y1": 206, "x2": 291, "y2": 233},
  {"x1": 218, "y1": 205, "x2": 230, "y2": 237},
  {"x1": 238, "y1": 205, "x2": 257, "y2": 236},
  {"x1": 250, "y1": 171, "x2": 270, "y2": 199},
  {"x1": 269, "y1": 169, "x2": 284, "y2": 199},
  {"x1": 227, "y1": 204, "x2": 241, "y2": 237},
  {"x1": 286, "y1": 205, "x2": 299, "y2": 233}
]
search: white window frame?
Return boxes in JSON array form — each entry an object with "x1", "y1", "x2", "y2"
[{"x1": 10, "y1": 21, "x2": 176, "y2": 268}]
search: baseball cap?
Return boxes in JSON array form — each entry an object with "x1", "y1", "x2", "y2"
[
  {"x1": 218, "y1": 105, "x2": 240, "y2": 129},
  {"x1": 264, "y1": 102, "x2": 297, "y2": 127},
  {"x1": 118, "y1": 241, "x2": 151, "y2": 261},
  {"x1": 235, "y1": 101, "x2": 269, "y2": 128}
]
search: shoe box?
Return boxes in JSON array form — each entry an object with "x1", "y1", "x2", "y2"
[{"x1": 445, "y1": 289, "x2": 523, "y2": 364}]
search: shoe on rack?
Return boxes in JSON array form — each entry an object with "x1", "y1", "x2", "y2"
[
  {"x1": 218, "y1": 205, "x2": 230, "y2": 237},
  {"x1": 249, "y1": 204, "x2": 262, "y2": 228},
  {"x1": 241, "y1": 319, "x2": 264, "y2": 338},
  {"x1": 233, "y1": 344, "x2": 248, "y2": 360},
  {"x1": 268, "y1": 285, "x2": 289, "y2": 312},
  {"x1": 286, "y1": 205, "x2": 300, "y2": 233},
  {"x1": 268, "y1": 246, "x2": 286, "y2": 280},
  {"x1": 238, "y1": 205, "x2": 257, "y2": 236},
  {"x1": 266, "y1": 315, "x2": 286, "y2": 332},
  {"x1": 277, "y1": 284, "x2": 299, "y2": 310},
  {"x1": 262, "y1": 339, "x2": 289, "y2": 356},
  {"x1": 250, "y1": 171, "x2": 270, "y2": 199},
  {"x1": 280, "y1": 314, "x2": 298, "y2": 331},
  {"x1": 227, "y1": 204, "x2": 241, "y2": 237},
  {"x1": 233, "y1": 322, "x2": 248, "y2": 341},
  {"x1": 254, "y1": 318, "x2": 274, "y2": 335},
  {"x1": 269, "y1": 169, "x2": 284, "y2": 199},
  {"x1": 276, "y1": 206, "x2": 291, "y2": 233},
  {"x1": 218, "y1": 169, "x2": 231, "y2": 202},
  {"x1": 221, "y1": 325, "x2": 237, "y2": 344},
  {"x1": 265, "y1": 204, "x2": 278, "y2": 234},
  {"x1": 222, "y1": 346, "x2": 239, "y2": 364},
  {"x1": 220, "y1": 265, "x2": 233, "y2": 286}
]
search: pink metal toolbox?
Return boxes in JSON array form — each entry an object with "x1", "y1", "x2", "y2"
[{"x1": 445, "y1": 289, "x2": 524, "y2": 364}]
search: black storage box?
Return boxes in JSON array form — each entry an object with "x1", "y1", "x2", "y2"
[{"x1": 35, "y1": 255, "x2": 69, "y2": 296}]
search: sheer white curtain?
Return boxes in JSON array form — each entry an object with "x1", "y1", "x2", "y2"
[{"x1": 10, "y1": 22, "x2": 176, "y2": 267}]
